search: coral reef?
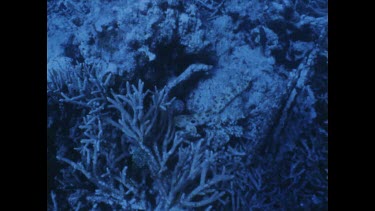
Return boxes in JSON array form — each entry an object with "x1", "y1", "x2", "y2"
[{"x1": 47, "y1": 0, "x2": 328, "y2": 210}]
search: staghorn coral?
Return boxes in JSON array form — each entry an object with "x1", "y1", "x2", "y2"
[{"x1": 49, "y1": 67, "x2": 232, "y2": 209}]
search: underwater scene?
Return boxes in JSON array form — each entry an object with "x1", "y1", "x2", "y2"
[{"x1": 47, "y1": 0, "x2": 328, "y2": 210}]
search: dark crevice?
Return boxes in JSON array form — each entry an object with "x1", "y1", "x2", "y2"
[{"x1": 137, "y1": 38, "x2": 216, "y2": 92}]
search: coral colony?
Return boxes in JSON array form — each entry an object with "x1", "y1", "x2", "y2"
[{"x1": 47, "y1": 0, "x2": 327, "y2": 210}]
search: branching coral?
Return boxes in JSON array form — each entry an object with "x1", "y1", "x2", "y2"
[{"x1": 51, "y1": 68, "x2": 232, "y2": 209}]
